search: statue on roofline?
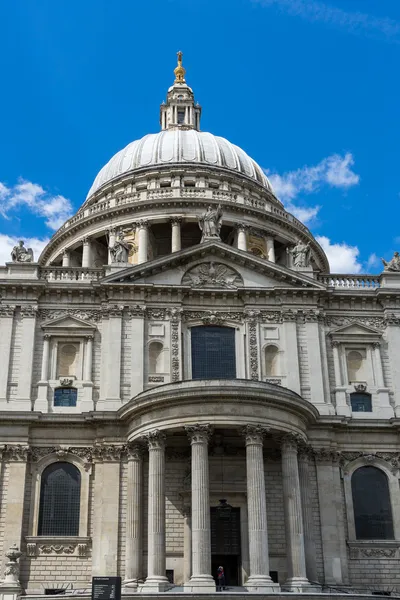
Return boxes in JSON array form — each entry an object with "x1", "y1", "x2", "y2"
[
  {"x1": 199, "y1": 204, "x2": 223, "y2": 243},
  {"x1": 11, "y1": 240, "x2": 34, "y2": 263},
  {"x1": 381, "y1": 251, "x2": 400, "y2": 272}
]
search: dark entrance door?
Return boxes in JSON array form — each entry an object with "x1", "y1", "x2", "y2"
[{"x1": 211, "y1": 506, "x2": 241, "y2": 586}]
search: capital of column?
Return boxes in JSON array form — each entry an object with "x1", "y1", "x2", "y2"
[
  {"x1": 126, "y1": 443, "x2": 145, "y2": 461},
  {"x1": 170, "y1": 217, "x2": 183, "y2": 226},
  {"x1": 236, "y1": 223, "x2": 248, "y2": 232},
  {"x1": 331, "y1": 340, "x2": 340, "y2": 348},
  {"x1": 372, "y1": 341, "x2": 381, "y2": 349},
  {"x1": 82, "y1": 236, "x2": 92, "y2": 244},
  {"x1": 144, "y1": 430, "x2": 166, "y2": 450},
  {"x1": 185, "y1": 424, "x2": 213, "y2": 444},
  {"x1": 280, "y1": 433, "x2": 305, "y2": 454},
  {"x1": 242, "y1": 424, "x2": 269, "y2": 445},
  {"x1": 135, "y1": 219, "x2": 149, "y2": 230}
]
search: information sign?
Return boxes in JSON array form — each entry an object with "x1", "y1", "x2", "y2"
[{"x1": 92, "y1": 577, "x2": 121, "y2": 600}]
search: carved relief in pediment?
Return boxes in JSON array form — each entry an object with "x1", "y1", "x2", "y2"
[{"x1": 181, "y1": 262, "x2": 243, "y2": 289}]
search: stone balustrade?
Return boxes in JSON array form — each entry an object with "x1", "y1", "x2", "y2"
[
  {"x1": 39, "y1": 267, "x2": 104, "y2": 282},
  {"x1": 318, "y1": 274, "x2": 381, "y2": 289}
]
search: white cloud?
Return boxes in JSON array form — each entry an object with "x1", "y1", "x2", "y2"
[
  {"x1": 316, "y1": 235, "x2": 362, "y2": 274},
  {"x1": 253, "y1": 0, "x2": 400, "y2": 43},
  {"x1": 268, "y1": 153, "x2": 360, "y2": 202},
  {"x1": 366, "y1": 253, "x2": 380, "y2": 270},
  {"x1": 0, "y1": 179, "x2": 73, "y2": 230},
  {"x1": 0, "y1": 234, "x2": 49, "y2": 266}
]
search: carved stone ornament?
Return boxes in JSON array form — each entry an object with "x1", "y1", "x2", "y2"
[
  {"x1": 381, "y1": 251, "x2": 400, "y2": 272},
  {"x1": 183, "y1": 310, "x2": 244, "y2": 325},
  {"x1": 126, "y1": 443, "x2": 144, "y2": 461},
  {"x1": 348, "y1": 544, "x2": 398, "y2": 559},
  {"x1": 11, "y1": 240, "x2": 34, "y2": 263},
  {"x1": 242, "y1": 424, "x2": 269, "y2": 445},
  {"x1": 185, "y1": 424, "x2": 213, "y2": 444},
  {"x1": 3, "y1": 544, "x2": 22, "y2": 585},
  {"x1": 25, "y1": 537, "x2": 90, "y2": 557},
  {"x1": 340, "y1": 451, "x2": 400, "y2": 475},
  {"x1": 5, "y1": 445, "x2": 29, "y2": 462},
  {"x1": 181, "y1": 262, "x2": 243, "y2": 289},
  {"x1": 171, "y1": 319, "x2": 180, "y2": 382},
  {"x1": 20, "y1": 304, "x2": 38, "y2": 318},
  {"x1": 324, "y1": 315, "x2": 386, "y2": 330},
  {"x1": 198, "y1": 204, "x2": 223, "y2": 242},
  {"x1": 39, "y1": 309, "x2": 102, "y2": 322},
  {"x1": 0, "y1": 304, "x2": 15, "y2": 318},
  {"x1": 143, "y1": 430, "x2": 166, "y2": 450},
  {"x1": 354, "y1": 383, "x2": 367, "y2": 392},
  {"x1": 247, "y1": 320, "x2": 259, "y2": 381},
  {"x1": 59, "y1": 377, "x2": 74, "y2": 387}
]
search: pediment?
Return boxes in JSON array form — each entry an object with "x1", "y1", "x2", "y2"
[
  {"x1": 329, "y1": 321, "x2": 381, "y2": 339},
  {"x1": 42, "y1": 314, "x2": 96, "y2": 331},
  {"x1": 101, "y1": 242, "x2": 326, "y2": 290}
]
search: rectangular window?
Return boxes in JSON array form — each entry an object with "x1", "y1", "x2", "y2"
[
  {"x1": 351, "y1": 393, "x2": 372, "y2": 412},
  {"x1": 54, "y1": 387, "x2": 78, "y2": 407},
  {"x1": 177, "y1": 110, "x2": 185, "y2": 124},
  {"x1": 191, "y1": 326, "x2": 236, "y2": 379}
]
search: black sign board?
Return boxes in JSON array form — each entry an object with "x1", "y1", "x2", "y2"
[{"x1": 92, "y1": 577, "x2": 121, "y2": 600}]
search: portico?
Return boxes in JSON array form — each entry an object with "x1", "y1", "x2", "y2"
[{"x1": 120, "y1": 379, "x2": 320, "y2": 592}]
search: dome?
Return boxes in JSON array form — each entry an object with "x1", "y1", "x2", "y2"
[{"x1": 86, "y1": 130, "x2": 272, "y2": 199}]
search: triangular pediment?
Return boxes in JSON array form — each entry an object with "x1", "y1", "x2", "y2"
[
  {"x1": 329, "y1": 321, "x2": 381, "y2": 338},
  {"x1": 42, "y1": 314, "x2": 96, "y2": 330},
  {"x1": 101, "y1": 241, "x2": 326, "y2": 290}
]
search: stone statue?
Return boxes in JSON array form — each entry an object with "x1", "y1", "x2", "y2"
[
  {"x1": 199, "y1": 204, "x2": 223, "y2": 242},
  {"x1": 381, "y1": 251, "x2": 400, "y2": 272},
  {"x1": 109, "y1": 230, "x2": 131, "y2": 263},
  {"x1": 11, "y1": 240, "x2": 34, "y2": 263},
  {"x1": 288, "y1": 240, "x2": 311, "y2": 268}
]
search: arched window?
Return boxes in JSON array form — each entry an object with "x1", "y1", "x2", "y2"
[
  {"x1": 149, "y1": 342, "x2": 164, "y2": 373},
  {"x1": 351, "y1": 466, "x2": 394, "y2": 540},
  {"x1": 38, "y1": 462, "x2": 81, "y2": 536},
  {"x1": 350, "y1": 392, "x2": 372, "y2": 412},
  {"x1": 191, "y1": 326, "x2": 236, "y2": 379},
  {"x1": 265, "y1": 345, "x2": 280, "y2": 376},
  {"x1": 347, "y1": 349, "x2": 366, "y2": 382}
]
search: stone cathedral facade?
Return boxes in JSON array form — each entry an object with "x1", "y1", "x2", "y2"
[{"x1": 1, "y1": 54, "x2": 400, "y2": 596}]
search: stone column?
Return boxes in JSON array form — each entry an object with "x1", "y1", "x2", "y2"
[
  {"x1": 35, "y1": 334, "x2": 50, "y2": 411},
  {"x1": 144, "y1": 430, "x2": 169, "y2": 592},
  {"x1": 0, "y1": 305, "x2": 15, "y2": 405},
  {"x1": 137, "y1": 221, "x2": 149, "y2": 264},
  {"x1": 184, "y1": 424, "x2": 215, "y2": 592},
  {"x1": 16, "y1": 305, "x2": 37, "y2": 410},
  {"x1": 298, "y1": 448, "x2": 319, "y2": 584},
  {"x1": 62, "y1": 250, "x2": 70, "y2": 267},
  {"x1": 243, "y1": 425, "x2": 278, "y2": 592},
  {"x1": 281, "y1": 435, "x2": 311, "y2": 591},
  {"x1": 237, "y1": 225, "x2": 247, "y2": 251},
  {"x1": 170, "y1": 217, "x2": 182, "y2": 253},
  {"x1": 183, "y1": 506, "x2": 192, "y2": 585},
  {"x1": 266, "y1": 236, "x2": 275, "y2": 262},
  {"x1": 82, "y1": 237, "x2": 92, "y2": 268},
  {"x1": 331, "y1": 341, "x2": 350, "y2": 416},
  {"x1": 124, "y1": 444, "x2": 144, "y2": 589}
]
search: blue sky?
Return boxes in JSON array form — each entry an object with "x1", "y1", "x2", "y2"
[{"x1": 0, "y1": 0, "x2": 398, "y2": 272}]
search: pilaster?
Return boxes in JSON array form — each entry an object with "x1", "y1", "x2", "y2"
[
  {"x1": 282, "y1": 313, "x2": 300, "y2": 394},
  {"x1": 305, "y1": 318, "x2": 334, "y2": 415},
  {"x1": 0, "y1": 306, "x2": 15, "y2": 405},
  {"x1": 331, "y1": 341, "x2": 350, "y2": 416},
  {"x1": 99, "y1": 305, "x2": 122, "y2": 409},
  {"x1": 372, "y1": 342, "x2": 393, "y2": 418},
  {"x1": 386, "y1": 317, "x2": 400, "y2": 416},
  {"x1": 298, "y1": 447, "x2": 319, "y2": 584},
  {"x1": 16, "y1": 305, "x2": 37, "y2": 410}
]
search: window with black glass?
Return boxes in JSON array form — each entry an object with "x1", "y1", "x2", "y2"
[
  {"x1": 38, "y1": 462, "x2": 81, "y2": 536},
  {"x1": 177, "y1": 110, "x2": 185, "y2": 124},
  {"x1": 54, "y1": 387, "x2": 77, "y2": 407},
  {"x1": 351, "y1": 466, "x2": 394, "y2": 540},
  {"x1": 191, "y1": 326, "x2": 236, "y2": 379},
  {"x1": 350, "y1": 392, "x2": 372, "y2": 412}
]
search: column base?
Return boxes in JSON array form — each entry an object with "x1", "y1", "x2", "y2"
[
  {"x1": 282, "y1": 577, "x2": 319, "y2": 592},
  {"x1": 141, "y1": 576, "x2": 170, "y2": 592},
  {"x1": 245, "y1": 576, "x2": 280, "y2": 593},
  {"x1": 122, "y1": 579, "x2": 142, "y2": 593},
  {"x1": 184, "y1": 575, "x2": 216, "y2": 593}
]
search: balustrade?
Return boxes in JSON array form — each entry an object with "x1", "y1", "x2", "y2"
[
  {"x1": 318, "y1": 274, "x2": 381, "y2": 289},
  {"x1": 39, "y1": 267, "x2": 104, "y2": 282}
]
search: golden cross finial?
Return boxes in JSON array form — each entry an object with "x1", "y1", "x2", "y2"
[{"x1": 174, "y1": 50, "x2": 186, "y2": 83}]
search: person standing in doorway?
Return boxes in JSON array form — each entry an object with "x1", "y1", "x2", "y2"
[{"x1": 217, "y1": 565, "x2": 226, "y2": 591}]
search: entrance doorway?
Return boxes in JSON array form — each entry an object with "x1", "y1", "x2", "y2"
[{"x1": 211, "y1": 505, "x2": 241, "y2": 586}]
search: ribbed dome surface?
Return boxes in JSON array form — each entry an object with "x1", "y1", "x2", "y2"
[{"x1": 87, "y1": 130, "x2": 272, "y2": 198}]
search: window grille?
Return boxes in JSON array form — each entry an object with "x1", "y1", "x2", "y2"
[
  {"x1": 38, "y1": 462, "x2": 81, "y2": 536},
  {"x1": 350, "y1": 392, "x2": 372, "y2": 412},
  {"x1": 352, "y1": 466, "x2": 394, "y2": 540},
  {"x1": 191, "y1": 326, "x2": 236, "y2": 379}
]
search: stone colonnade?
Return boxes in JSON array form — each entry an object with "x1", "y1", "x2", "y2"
[
  {"x1": 61, "y1": 220, "x2": 277, "y2": 268},
  {"x1": 124, "y1": 425, "x2": 317, "y2": 593}
]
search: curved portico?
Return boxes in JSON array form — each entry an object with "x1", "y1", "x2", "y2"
[{"x1": 119, "y1": 380, "x2": 319, "y2": 592}]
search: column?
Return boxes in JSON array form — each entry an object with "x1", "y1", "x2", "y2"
[
  {"x1": 124, "y1": 444, "x2": 144, "y2": 589},
  {"x1": 331, "y1": 341, "x2": 350, "y2": 416},
  {"x1": 184, "y1": 424, "x2": 215, "y2": 592},
  {"x1": 82, "y1": 237, "x2": 92, "y2": 268},
  {"x1": 35, "y1": 334, "x2": 50, "y2": 412},
  {"x1": 62, "y1": 250, "x2": 70, "y2": 267},
  {"x1": 144, "y1": 430, "x2": 169, "y2": 592},
  {"x1": 92, "y1": 448, "x2": 122, "y2": 576},
  {"x1": 107, "y1": 228, "x2": 116, "y2": 264},
  {"x1": 372, "y1": 342, "x2": 393, "y2": 417},
  {"x1": 16, "y1": 306, "x2": 37, "y2": 409},
  {"x1": 0, "y1": 306, "x2": 14, "y2": 405},
  {"x1": 315, "y1": 449, "x2": 348, "y2": 585},
  {"x1": 298, "y1": 449, "x2": 319, "y2": 584},
  {"x1": 170, "y1": 217, "x2": 182, "y2": 253},
  {"x1": 237, "y1": 225, "x2": 247, "y2": 251},
  {"x1": 243, "y1": 425, "x2": 279, "y2": 592},
  {"x1": 281, "y1": 435, "x2": 311, "y2": 591},
  {"x1": 183, "y1": 506, "x2": 192, "y2": 585},
  {"x1": 266, "y1": 236, "x2": 275, "y2": 262},
  {"x1": 137, "y1": 221, "x2": 149, "y2": 264}
]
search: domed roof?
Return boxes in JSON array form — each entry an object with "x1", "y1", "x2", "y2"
[{"x1": 86, "y1": 130, "x2": 272, "y2": 199}]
